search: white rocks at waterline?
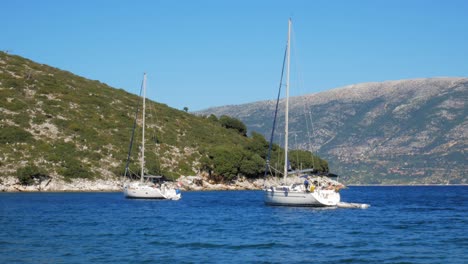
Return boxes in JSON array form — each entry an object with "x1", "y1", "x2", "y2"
[
  {"x1": 0, "y1": 177, "x2": 122, "y2": 192},
  {"x1": 0, "y1": 174, "x2": 342, "y2": 192},
  {"x1": 0, "y1": 175, "x2": 262, "y2": 192}
]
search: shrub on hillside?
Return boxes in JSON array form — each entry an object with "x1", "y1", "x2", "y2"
[
  {"x1": 16, "y1": 165, "x2": 49, "y2": 186},
  {"x1": 246, "y1": 132, "x2": 270, "y2": 159},
  {"x1": 219, "y1": 115, "x2": 247, "y2": 136},
  {"x1": 0, "y1": 126, "x2": 33, "y2": 144},
  {"x1": 206, "y1": 114, "x2": 218, "y2": 123},
  {"x1": 62, "y1": 159, "x2": 93, "y2": 180},
  {"x1": 202, "y1": 145, "x2": 265, "y2": 180}
]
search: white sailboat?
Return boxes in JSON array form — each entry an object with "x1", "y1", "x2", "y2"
[
  {"x1": 263, "y1": 19, "x2": 342, "y2": 207},
  {"x1": 123, "y1": 73, "x2": 181, "y2": 200}
]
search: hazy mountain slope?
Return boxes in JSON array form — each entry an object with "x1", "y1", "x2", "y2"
[{"x1": 197, "y1": 78, "x2": 467, "y2": 184}]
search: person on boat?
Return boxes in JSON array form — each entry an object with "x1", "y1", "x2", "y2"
[{"x1": 304, "y1": 177, "x2": 310, "y2": 192}]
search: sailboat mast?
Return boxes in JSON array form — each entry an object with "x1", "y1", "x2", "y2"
[
  {"x1": 283, "y1": 19, "x2": 291, "y2": 180},
  {"x1": 141, "y1": 73, "x2": 147, "y2": 182}
]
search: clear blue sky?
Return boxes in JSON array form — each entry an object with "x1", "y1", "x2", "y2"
[{"x1": 2, "y1": 0, "x2": 467, "y2": 111}]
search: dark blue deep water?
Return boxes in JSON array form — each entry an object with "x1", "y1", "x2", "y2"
[{"x1": 1, "y1": 186, "x2": 467, "y2": 263}]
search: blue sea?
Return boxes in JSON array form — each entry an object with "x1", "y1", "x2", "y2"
[{"x1": 1, "y1": 186, "x2": 466, "y2": 263}]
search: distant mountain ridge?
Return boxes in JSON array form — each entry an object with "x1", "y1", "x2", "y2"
[{"x1": 197, "y1": 77, "x2": 467, "y2": 184}]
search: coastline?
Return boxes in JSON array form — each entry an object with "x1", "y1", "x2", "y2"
[
  {"x1": 346, "y1": 184, "x2": 468, "y2": 187},
  {"x1": 0, "y1": 175, "x2": 266, "y2": 193},
  {"x1": 1, "y1": 176, "x2": 465, "y2": 193}
]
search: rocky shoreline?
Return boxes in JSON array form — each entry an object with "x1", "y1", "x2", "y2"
[
  {"x1": 0, "y1": 175, "x2": 269, "y2": 192},
  {"x1": 3, "y1": 175, "x2": 464, "y2": 193}
]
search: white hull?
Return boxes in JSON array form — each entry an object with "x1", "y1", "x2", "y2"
[
  {"x1": 123, "y1": 182, "x2": 181, "y2": 200},
  {"x1": 264, "y1": 187, "x2": 340, "y2": 207}
]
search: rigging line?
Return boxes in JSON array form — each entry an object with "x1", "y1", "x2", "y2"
[
  {"x1": 307, "y1": 107, "x2": 316, "y2": 151},
  {"x1": 147, "y1": 92, "x2": 163, "y2": 177},
  {"x1": 293, "y1": 133, "x2": 300, "y2": 170},
  {"x1": 123, "y1": 76, "x2": 145, "y2": 178},
  {"x1": 277, "y1": 132, "x2": 283, "y2": 177},
  {"x1": 264, "y1": 44, "x2": 288, "y2": 178},
  {"x1": 290, "y1": 21, "x2": 317, "y2": 162}
]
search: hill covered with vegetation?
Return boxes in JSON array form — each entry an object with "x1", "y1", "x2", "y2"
[{"x1": 0, "y1": 52, "x2": 328, "y2": 187}]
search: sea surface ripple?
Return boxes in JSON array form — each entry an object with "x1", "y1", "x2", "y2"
[{"x1": 1, "y1": 186, "x2": 466, "y2": 263}]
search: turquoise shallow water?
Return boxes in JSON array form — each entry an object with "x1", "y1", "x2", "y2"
[{"x1": 1, "y1": 186, "x2": 466, "y2": 263}]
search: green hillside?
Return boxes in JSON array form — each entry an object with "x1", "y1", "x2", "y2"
[{"x1": 0, "y1": 52, "x2": 328, "y2": 185}]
